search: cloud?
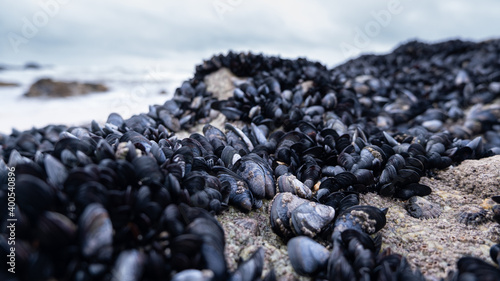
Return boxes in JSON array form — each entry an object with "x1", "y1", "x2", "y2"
[{"x1": 1, "y1": 0, "x2": 499, "y2": 67}]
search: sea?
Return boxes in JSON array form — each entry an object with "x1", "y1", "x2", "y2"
[
  {"x1": 0, "y1": 49, "x2": 354, "y2": 134},
  {"x1": 0, "y1": 62, "x2": 195, "y2": 134}
]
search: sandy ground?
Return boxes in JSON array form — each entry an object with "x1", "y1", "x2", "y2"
[{"x1": 184, "y1": 68, "x2": 500, "y2": 281}]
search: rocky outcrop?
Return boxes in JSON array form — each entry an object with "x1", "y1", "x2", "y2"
[
  {"x1": 0, "y1": 81, "x2": 20, "y2": 87},
  {"x1": 24, "y1": 78, "x2": 108, "y2": 98},
  {"x1": 24, "y1": 62, "x2": 42, "y2": 69}
]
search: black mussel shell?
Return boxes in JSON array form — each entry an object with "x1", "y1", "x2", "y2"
[
  {"x1": 288, "y1": 236, "x2": 330, "y2": 276},
  {"x1": 333, "y1": 205, "x2": 387, "y2": 236},
  {"x1": 79, "y1": 203, "x2": 113, "y2": 261},
  {"x1": 277, "y1": 173, "x2": 312, "y2": 199},
  {"x1": 393, "y1": 183, "x2": 432, "y2": 200},
  {"x1": 230, "y1": 247, "x2": 265, "y2": 281}
]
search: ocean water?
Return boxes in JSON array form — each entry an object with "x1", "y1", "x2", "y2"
[
  {"x1": 0, "y1": 35, "x2": 460, "y2": 134},
  {"x1": 0, "y1": 63, "x2": 193, "y2": 133},
  {"x1": 0, "y1": 49, "x2": 349, "y2": 134}
]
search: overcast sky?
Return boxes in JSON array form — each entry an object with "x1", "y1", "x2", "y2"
[{"x1": 1, "y1": 0, "x2": 500, "y2": 69}]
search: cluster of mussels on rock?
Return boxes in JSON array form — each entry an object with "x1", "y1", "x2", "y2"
[{"x1": 2, "y1": 39, "x2": 500, "y2": 280}]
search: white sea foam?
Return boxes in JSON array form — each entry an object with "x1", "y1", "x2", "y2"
[{"x1": 0, "y1": 64, "x2": 191, "y2": 133}]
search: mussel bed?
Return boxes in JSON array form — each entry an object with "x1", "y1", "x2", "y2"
[{"x1": 1, "y1": 39, "x2": 500, "y2": 280}]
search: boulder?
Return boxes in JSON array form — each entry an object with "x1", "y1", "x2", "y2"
[
  {"x1": 24, "y1": 62, "x2": 42, "y2": 69},
  {"x1": 25, "y1": 78, "x2": 108, "y2": 98},
  {"x1": 0, "y1": 81, "x2": 20, "y2": 87}
]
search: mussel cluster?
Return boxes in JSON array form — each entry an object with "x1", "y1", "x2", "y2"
[
  {"x1": 0, "y1": 117, "x2": 286, "y2": 280},
  {"x1": 1, "y1": 38, "x2": 500, "y2": 280}
]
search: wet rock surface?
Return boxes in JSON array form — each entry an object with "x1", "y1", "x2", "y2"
[
  {"x1": 217, "y1": 156, "x2": 500, "y2": 280},
  {"x1": 2, "y1": 39, "x2": 500, "y2": 280},
  {"x1": 219, "y1": 205, "x2": 306, "y2": 281},
  {"x1": 0, "y1": 81, "x2": 20, "y2": 87},
  {"x1": 364, "y1": 156, "x2": 500, "y2": 279},
  {"x1": 437, "y1": 155, "x2": 500, "y2": 199},
  {"x1": 24, "y1": 78, "x2": 108, "y2": 97}
]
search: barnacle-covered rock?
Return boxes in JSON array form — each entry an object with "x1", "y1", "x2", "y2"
[
  {"x1": 457, "y1": 205, "x2": 489, "y2": 226},
  {"x1": 405, "y1": 196, "x2": 442, "y2": 219},
  {"x1": 4, "y1": 38, "x2": 500, "y2": 281}
]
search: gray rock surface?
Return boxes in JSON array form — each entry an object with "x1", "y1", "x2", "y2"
[
  {"x1": 200, "y1": 68, "x2": 500, "y2": 280},
  {"x1": 25, "y1": 78, "x2": 108, "y2": 97}
]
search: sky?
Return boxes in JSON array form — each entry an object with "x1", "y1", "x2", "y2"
[
  {"x1": 1, "y1": 0, "x2": 500, "y2": 70},
  {"x1": 0, "y1": 1, "x2": 499, "y2": 132}
]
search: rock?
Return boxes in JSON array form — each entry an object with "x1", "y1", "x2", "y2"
[
  {"x1": 219, "y1": 204, "x2": 306, "y2": 281},
  {"x1": 24, "y1": 62, "x2": 42, "y2": 69},
  {"x1": 0, "y1": 81, "x2": 20, "y2": 87},
  {"x1": 24, "y1": 78, "x2": 108, "y2": 98},
  {"x1": 365, "y1": 155, "x2": 500, "y2": 280},
  {"x1": 204, "y1": 67, "x2": 245, "y2": 100}
]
